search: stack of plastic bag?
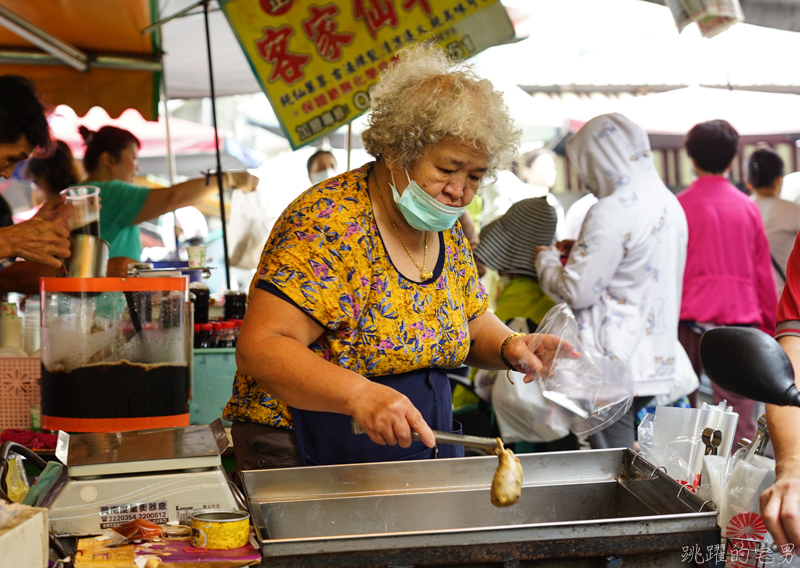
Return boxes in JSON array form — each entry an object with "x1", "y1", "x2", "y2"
[
  {"x1": 493, "y1": 304, "x2": 634, "y2": 442},
  {"x1": 638, "y1": 401, "x2": 739, "y2": 491},
  {"x1": 697, "y1": 447, "x2": 787, "y2": 566}
]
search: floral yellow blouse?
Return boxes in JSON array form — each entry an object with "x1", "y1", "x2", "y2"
[{"x1": 223, "y1": 164, "x2": 488, "y2": 429}]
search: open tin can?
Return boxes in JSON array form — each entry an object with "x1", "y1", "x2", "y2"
[{"x1": 190, "y1": 510, "x2": 250, "y2": 549}]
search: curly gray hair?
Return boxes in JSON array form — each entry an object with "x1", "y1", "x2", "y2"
[{"x1": 361, "y1": 43, "x2": 520, "y2": 182}]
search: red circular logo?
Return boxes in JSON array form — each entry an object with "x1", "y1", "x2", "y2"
[
  {"x1": 727, "y1": 511, "x2": 768, "y2": 549},
  {"x1": 260, "y1": 0, "x2": 293, "y2": 16}
]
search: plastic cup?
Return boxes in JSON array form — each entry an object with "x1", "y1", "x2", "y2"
[
  {"x1": 187, "y1": 245, "x2": 207, "y2": 268},
  {"x1": 62, "y1": 185, "x2": 101, "y2": 238},
  {"x1": 0, "y1": 302, "x2": 22, "y2": 349}
]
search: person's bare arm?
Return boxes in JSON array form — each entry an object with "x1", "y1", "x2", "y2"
[
  {"x1": 236, "y1": 288, "x2": 435, "y2": 448},
  {"x1": 134, "y1": 172, "x2": 257, "y2": 224},
  {"x1": 761, "y1": 335, "x2": 800, "y2": 547}
]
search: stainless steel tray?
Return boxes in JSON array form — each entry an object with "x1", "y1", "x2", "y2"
[
  {"x1": 242, "y1": 448, "x2": 719, "y2": 564},
  {"x1": 56, "y1": 419, "x2": 229, "y2": 465}
]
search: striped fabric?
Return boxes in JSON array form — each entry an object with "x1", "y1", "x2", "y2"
[
  {"x1": 775, "y1": 320, "x2": 800, "y2": 339},
  {"x1": 474, "y1": 196, "x2": 557, "y2": 278}
]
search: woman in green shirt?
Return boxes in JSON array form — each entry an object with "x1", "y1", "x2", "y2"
[{"x1": 76, "y1": 125, "x2": 257, "y2": 259}]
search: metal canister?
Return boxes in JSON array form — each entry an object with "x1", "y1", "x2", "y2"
[{"x1": 190, "y1": 510, "x2": 250, "y2": 549}]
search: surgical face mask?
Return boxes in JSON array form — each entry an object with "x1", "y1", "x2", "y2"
[
  {"x1": 311, "y1": 168, "x2": 335, "y2": 184},
  {"x1": 389, "y1": 169, "x2": 466, "y2": 232}
]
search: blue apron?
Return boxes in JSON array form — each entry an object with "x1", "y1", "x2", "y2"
[{"x1": 290, "y1": 368, "x2": 465, "y2": 466}]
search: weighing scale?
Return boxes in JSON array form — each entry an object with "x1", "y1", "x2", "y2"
[{"x1": 43, "y1": 419, "x2": 240, "y2": 536}]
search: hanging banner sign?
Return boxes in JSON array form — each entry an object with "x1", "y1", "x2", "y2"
[{"x1": 220, "y1": 0, "x2": 515, "y2": 149}]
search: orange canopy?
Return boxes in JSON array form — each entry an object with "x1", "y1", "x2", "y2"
[{"x1": 0, "y1": 0, "x2": 160, "y2": 119}]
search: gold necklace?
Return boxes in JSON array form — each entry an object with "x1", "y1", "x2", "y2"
[{"x1": 373, "y1": 170, "x2": 433, "y2": 281}]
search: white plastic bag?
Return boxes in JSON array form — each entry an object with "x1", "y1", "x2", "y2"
[
  {"x1": 492, "y1": 368, "x2": 570, "y2": 443},
  {"x1": 720, "y1": 455, "x2": 776, "y2": 565},
  {"x1": 488, "y1": 317, "x2": 568, "y2": 442},
  {"x1": 638, "y1": 401, "x2": 739, "y2": 491},
  {"x1": 527, "y1": 303, "x2": 634, "y2": 437},
  {"x1": 227, "y1": 184, "x2": 275, "y2": 270}
]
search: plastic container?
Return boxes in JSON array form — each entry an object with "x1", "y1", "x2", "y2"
[
  {"x1": 211, "y1": 321, "x2": 223, "y2": 348},
  {"x1": 217, "y1": 322, "x2": 236, "y2": 348},
  {"x1": 190, "y1": 281, "x2": 210, "y2": 323},
  {"x1": 40, "y1": 277, "x2": 191, "y2": 432},
  {"x1": 0, "y1": 357, "x2": 41, "y2": 429},
  {"x1": 1, "y1": 302, "x2": 22, "y2": 350},
  {"x1": 197, "y1": 323, "x2": 213, "y2": 349},
  {"x1": 22, "y1": 297, "x2": 40, "y2": 355},
  {"x1": 229, "y1": 319, "x2": 242, "y2": 341},
  {"x1": 223, "y1": 290, "x2": 247, "y2": 321}
]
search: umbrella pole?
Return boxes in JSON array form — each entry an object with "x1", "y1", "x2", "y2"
[
  {"x1": 202, "y1": 0, "x2": 231, "y2": 290},
  {"x1": 160, "y1": 62, "x2": 180, "y2": 255}
]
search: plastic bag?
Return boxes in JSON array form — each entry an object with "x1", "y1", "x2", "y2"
[
  {"x1": 473, "y1": 368, "x2": 497, "y2": 403},
  {"x1": 492, "y1": 368, "x2": 571, "y2": 443},
  {"x1": 525, "y1": 303, "x2": 634, "y2": 437},
  {"x1": 697, "y1": 454, "x2": 728, "y2": 505},
  {"x1": 110, "y1": 518, "x2": 163, "y2": 541},
  {"x1": 638, "y1": 401, "x2": 739, "y2": 491},
  {"x1": 227, "y1": 184, "x2": 276, "y2": 270},
  {"x1": 4, "y1": 452, "x2": 30, "y2": 503},
  {"x1": 720, "y1": 455, "x2": 776, "y2": 564}
]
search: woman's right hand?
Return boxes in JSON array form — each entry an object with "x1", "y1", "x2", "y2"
[
  {"x1": 761, "y1": 460, "x2": 800, "y2": 547},
  {"x1": 1, "y1": 218, "x2": 71, "y2": 267},
  {"x1": 556, "y1": 239, "x2": 575, "y2": 256},
  {"x1": 347, "y1": 381, "x2": 436, "y2": 449}
]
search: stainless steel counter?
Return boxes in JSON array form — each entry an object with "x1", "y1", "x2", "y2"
[{"x1": 242, "y1": 449, "x2": 720, "y2": 567}]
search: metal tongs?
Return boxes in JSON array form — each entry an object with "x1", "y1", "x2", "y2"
[
  {"x1": 702, "y1": 427, "x2": 722, "y2": 456},
  {"x1": 350, "y1": 419, "x2": 499, "y2": 451},
  {"x1": 736, "y1": 414, "x2": 770, "y2": 462}
]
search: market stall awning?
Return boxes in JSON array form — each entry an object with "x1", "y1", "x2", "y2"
[
  {"x1": 47, "y1": 105, "x2": 263, "y2": 176},
  {"x1": 0, "y1": 0, "x2": 160, "y2": 119},
  {"x1": 641, "y1": 0, "x2": 800, "y2": 33},
  {"x1": 50, "y1": 106, "x2": 224, "y2": 158},
  {"x1": 566, "y1": 86, "x2": 800, "y2": 147}
]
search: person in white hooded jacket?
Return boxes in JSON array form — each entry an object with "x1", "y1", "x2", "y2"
[{"x1": 534, "y1": 113, "x2": 689, "y2": 449}]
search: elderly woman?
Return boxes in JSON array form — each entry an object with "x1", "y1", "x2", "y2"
[{"x1": 224, "y1": 44, "x2": 568, "y2": 470}]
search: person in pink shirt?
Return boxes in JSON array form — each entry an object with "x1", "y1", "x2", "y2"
[{"x1": 678, "y1": 119, "x2": 777, "y2": 444}]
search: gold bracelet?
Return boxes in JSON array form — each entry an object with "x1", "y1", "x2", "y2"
[{"x1": 500, "y1": 332, "x2": 526, "y2": 371}]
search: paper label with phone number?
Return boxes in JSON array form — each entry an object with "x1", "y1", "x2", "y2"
[{"x1": 99, "y1": 501, "x2": 168, "y2": 529}]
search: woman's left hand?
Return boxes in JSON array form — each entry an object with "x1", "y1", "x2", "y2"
[
  {"x1": 504, "y1": 333, "x2": 580, "y2": 383},
  {"x1": 231, "y1": 172, "x2": 259, "y2": 193}
]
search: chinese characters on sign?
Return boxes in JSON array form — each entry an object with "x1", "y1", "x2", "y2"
[
  {"x1": 681, "y1": 543, "x2": 795, "y2": 565},
  {"x1": 220, "y1": 0, "x2": 514, "y2": 148}
]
